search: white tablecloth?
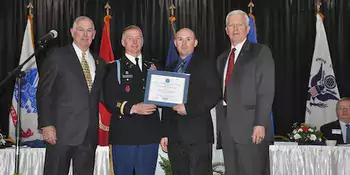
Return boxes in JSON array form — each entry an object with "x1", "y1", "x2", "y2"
[
  {"x1": 0, "y1": 146, "x2": 110, "y2": 175},
  {"x1": 0, "y1": 145, "x2": 223, "y2": 175},
  {"x1": 269, "y1": 145, "x2": 350, "y2": 175},
  {"x1": 0, "y1": 108, "x2": 225, "y2": 175}
]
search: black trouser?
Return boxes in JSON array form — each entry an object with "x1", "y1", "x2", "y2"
[
  {"x1": 168, "y1": 139, "x2": 213, "y2": 175},
  {"x1": 43, "y1": 132, "x2": 96, "y2": 175}
]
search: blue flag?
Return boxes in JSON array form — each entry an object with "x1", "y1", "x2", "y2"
[
  {"x1": 165, "y1": 23, "x2": 178, "y2": 67},
  {"x1": 248, "y1": 14, "x2": 257, "y2": 43},
  {"x1": 248, "y1": 12, "x2": 275, "y2": 136}
]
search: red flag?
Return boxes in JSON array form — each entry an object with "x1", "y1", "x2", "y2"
[{"x1": 98, "y1": 15, "x2": 114, "y2": 146}]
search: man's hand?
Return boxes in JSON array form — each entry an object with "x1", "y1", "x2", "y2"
[
  {"x1": 160, "y1": 137, "x2": 168, "y2": 153},
  {"x1": 42, "y1": 126, "x2": 57, "y2": 145},
  {"x1": 130, "y1": 103, "x2": 157, "y2": 115},
  {"x1": 252, "y1": 126, "x2": 265, "y2": 144},
  {"x1": 149, "y1": 64, "x2": 157, "y2": 70},
  {"x1": 172, "y1": 104, "x2": 187, "y2": 115}
]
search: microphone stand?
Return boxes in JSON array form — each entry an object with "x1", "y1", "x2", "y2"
[{"x1": 0, "y1": 43, "x2": 46, "y2": 175}]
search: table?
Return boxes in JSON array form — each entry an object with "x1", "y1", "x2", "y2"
[
  {"x1": 0, "y1": 146, "x2": 110, "y2": 175},
  {"x1": 0, "y1": 145, "x2": 223, "y2": 175},
  {"x1": 269, "y1": 145, "x2": 350, "y2": 175},
  {"x1": 0, "y1": 109, "x2": 224, "y2": 175}
]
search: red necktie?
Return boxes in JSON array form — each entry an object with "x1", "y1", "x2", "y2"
[{"x1": 224, "y1": 48, "x2": 236, "y2": 101}]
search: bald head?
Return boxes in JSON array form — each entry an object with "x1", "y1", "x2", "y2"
[
  {"x1": 174, "y1": 28, "x2": 198, "y2": 59},
  {"x1": 176, "y1": 28, "x2": 196, "y2": 39}
]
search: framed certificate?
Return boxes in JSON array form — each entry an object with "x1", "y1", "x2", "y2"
[{"x1": 144, "y1": 70, "x2": 190, "y2": 107}]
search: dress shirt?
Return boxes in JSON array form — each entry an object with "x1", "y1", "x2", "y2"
[{"x1": 72, "y1": 42, "x2": 96, "y2": 82}]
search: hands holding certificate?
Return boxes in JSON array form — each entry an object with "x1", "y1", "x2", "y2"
[
  {"x1": 172, "y1": 104, "x2": 187, "y2": 115},
  {"x1": 130, "y1": 103, "x2": 157, "y2": 115}
]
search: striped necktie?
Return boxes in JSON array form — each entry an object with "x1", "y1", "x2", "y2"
[
  {"x1": 81, "y1": 52, "x2": 92, "y2": 91},
  {"x1": 176, "y1": 60, "x2": 186, "y2": 73},
  {"x1": 346, "y1": 124, "x2": 350, "y2": 144}
]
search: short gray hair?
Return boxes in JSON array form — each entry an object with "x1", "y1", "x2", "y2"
[
  {"x1": 72, "y1": 16, "x2": 95, "y2": 30},
  {"x1": 225, "y1": 10, "x2": 249, "y2": 27},
  {"x1": 121, "y1": 25, "x2": 144, "y2": 45},
  {"x1": 336, "y1": 97, "x2": 350, "y2": 109}
]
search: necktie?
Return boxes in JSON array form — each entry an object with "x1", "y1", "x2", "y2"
[
  {"x1": 224, "y1": 48, "x2": 236, "y2": 101},
  {"x1": 176, "y1": 60, "x2": 186, "y2": 73},
  {"x1": 346, "y1": 124, "x2": 350, "y2": 144},
  {"x1": 135, "y1": 57, "x2": 141, "y2": 72},
  {"x1": 81, "y1": 52, "x2": 92, "y2": 91}
]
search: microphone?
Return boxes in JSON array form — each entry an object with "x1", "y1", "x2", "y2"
[{"x1": 38, "y1": 30, "x2": 58, "y2": 44}]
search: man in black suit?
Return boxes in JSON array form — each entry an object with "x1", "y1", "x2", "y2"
[
  {"x1": 215, "y1": 10, "x2": 275, "y2": 175},
  {"x1": 103, "y1": 25, "x2": 161, "y2": 175},
  {"x1": 37, "y1": 16, "x2": 106, "y2": 175},
  {"x1": 160, "y1": 28, "x2": 221, "y2": 175},
  {"x1": 321, "y1": 97, "x2": 350, "y2": 144}
]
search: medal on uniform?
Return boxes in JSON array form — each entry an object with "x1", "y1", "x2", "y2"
[{"x1": 125, "y1": 85, "x2": 130, "y2": 92}]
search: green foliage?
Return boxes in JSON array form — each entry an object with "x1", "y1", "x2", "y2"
[
  {"x1": 159, "y1": 154, "x2": 225, "y2": 175},
  {"x1": 159, "y1": 155, "x2": 172, "y2": 175},
  {"x1": 287, "y1": 122, "x2": 323, "y2": 143}
]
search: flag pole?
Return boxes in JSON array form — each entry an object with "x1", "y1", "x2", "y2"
[{"x1": 13, "y1": 3, "x2": 34, "y2": 175}]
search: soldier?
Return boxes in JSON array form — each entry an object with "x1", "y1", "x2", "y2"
[{"x1": 102, "y1": 25, "x2": 161, "y2": 175}]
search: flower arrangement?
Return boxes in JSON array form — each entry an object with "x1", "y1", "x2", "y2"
[{"x1": 287, "y1": 122, "x2": 323, "y2": 143}]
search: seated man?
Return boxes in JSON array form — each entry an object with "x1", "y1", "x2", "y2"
[{"x1": 321, "y1": 97, "x2": 350, "y2": 144}]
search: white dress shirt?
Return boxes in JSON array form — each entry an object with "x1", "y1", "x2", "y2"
[
  {"x1": 222, "y1": 39, "x2": 246, "y2": 105},
  {"x1": 125, "y1": 53, "x2": 143, "y2": 71},
  {"x1": 72, "y1": 43, "x2": 96, "y2": 82}
]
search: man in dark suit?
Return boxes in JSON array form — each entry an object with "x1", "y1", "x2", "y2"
[
  {"x1": 103, "y1": 25, "x2": 161, "y2": 175},
  {"x1": 37, "y1": 16, "x2": 106, "y2": 175},
  {"x1": 321, "y1": 97, "x2": 350, "y2": 144},
  {"x1": 160, "y1": 28, "x2": 221, "y2": 175},
  {"x1": 215, "y1": 10, "x2": 275, "y2": 175}
]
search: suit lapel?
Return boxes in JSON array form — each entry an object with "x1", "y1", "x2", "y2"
[
  {"x1": 218, "y1": 50, "x2": 230, "y2": 78},
  {"x1": 185, "y1": 53, "x2": 198, "y2": 74},
  {"x1": 334, "y1": 120, "x2": 345, "y2": 143},
  {"x1": 91, "y1": 53, "x2": 102, "y2": 93},
  {"x1": 67, "y1": 44, "x2": 89, "y2": 90},
  {"x1": 230, "y1": 41, "x2": 254, "y2": 80}
]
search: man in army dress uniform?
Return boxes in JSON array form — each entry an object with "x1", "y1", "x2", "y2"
[{"x1": 103, "y1": 25, "x2": 161, "y2": 175}]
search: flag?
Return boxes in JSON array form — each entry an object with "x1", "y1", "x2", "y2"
[
  {"x1": 165, "y1": 16, "x2": 178, "y2": 67},
  {"x1": 248, "y1": 13, "x2": 257, "y2": 43},
  {"x1": 305, "y1": 13, "x2": 340, "y2": 129},
  {"x1": 248, "y1": 10, "x2": 275, "y2": 135},
  {"x1": 98, "y1": 14, "x2": 114, "y2": 146},
  {"x1": 9, "y1": 14, "x2": 41, "y2": 141}
]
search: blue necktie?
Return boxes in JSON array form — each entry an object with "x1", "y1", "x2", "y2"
[
  {"x1": 176, "y1": 60, "x2": 186, "y2": 73},
  {"x1": 346, "y1": 124, "x2": 350, "y2": 144}
]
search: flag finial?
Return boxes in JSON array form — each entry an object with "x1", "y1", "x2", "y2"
[
  {"x1": 316, "y1": 0, "x2": 322, "y2": 13},
  {"x1": 27, "y1": 2, "x2": 34, "y2": 15},
  {"x1": 169, "y1": 4, "x2": 176, "y2": 25},
  {"x1": 170, "y1": 4, "x2": 176, "y2": 17},
  {"x1": 315, "y1": 0, "x2": 324, "y2": 20},
  {"x1": 105, "y1": 2, "x2": 111, "y2": 16},
  {"x1": 248, "y1": 1, "x2": 255, "y2": 14}
]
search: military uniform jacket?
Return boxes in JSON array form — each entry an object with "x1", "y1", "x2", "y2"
[{"x1": 103, "y1": 55, "x2": 161, "y2": 145}]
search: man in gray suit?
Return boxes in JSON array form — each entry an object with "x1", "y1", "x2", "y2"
[
  {"x1": 216, "y1": 10, "x2": 275, "y2": 175},
  {"x1": 37, "y1": 16, "x2": 106, "y2": 175}
]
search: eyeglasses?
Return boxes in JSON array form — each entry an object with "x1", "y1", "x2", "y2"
[{"x1": 337, "y1": 106, "x2": 350, "y2": 110}]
